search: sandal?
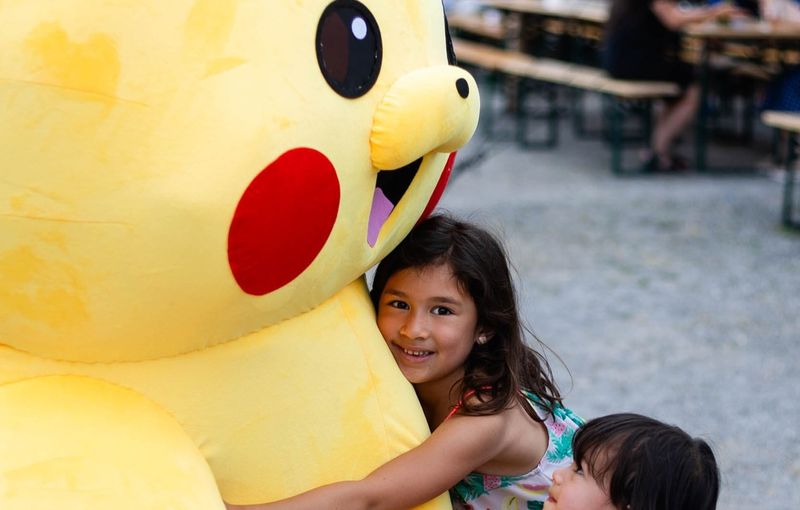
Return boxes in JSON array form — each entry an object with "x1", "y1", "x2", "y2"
[
  {"x1": 667, "y1": 153, "x2": 690, "y2": 171},
  {"x1": 639, "y1": 150, "x2": 661, "y2": 173},
  {"x1": 640, "y1": 149, "x2": 689, "y2": 173}
]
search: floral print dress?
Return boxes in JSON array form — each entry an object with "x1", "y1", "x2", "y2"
[{"x1": 450, "y1": 391, "x2": 584, "y2": 510}]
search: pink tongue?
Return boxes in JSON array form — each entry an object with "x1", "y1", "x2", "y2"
[{"x1": 368, "y1": 187, "x2": 394, "y2": 247}]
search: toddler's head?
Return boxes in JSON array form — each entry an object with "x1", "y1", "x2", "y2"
[{"x1": 546, "y1": 413, "x2": 719, "y2": 510}]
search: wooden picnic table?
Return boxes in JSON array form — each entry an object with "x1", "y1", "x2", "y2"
[
  {"x1": 448, "y1": 12, "x2": 507, "y2": 40},
  {"x1": 478, "y1": 0, "x2": 608, "y2": 65},
  {"x1": 684, "y1": 20, "x2": 800, "y2": 39},
  {"x1": 684, "y1": 20, "x2": 800, "y2": 171},
  {"x1": 466, "y1": 2, "x2": 800, "y2": 175},
  {"x1": 762, "y1": 110, "x2": 800, "y2": 228},
  {"x1": 481, "y1": 0, "x2": 608, "y2": 24}
]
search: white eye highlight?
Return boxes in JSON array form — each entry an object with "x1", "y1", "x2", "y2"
[{"x1": 351, "y1": 16, "x2": 367, "y2": 40}]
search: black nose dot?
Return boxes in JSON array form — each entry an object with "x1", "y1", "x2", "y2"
[{"x1": 455, "y1": 78, "x2": 469, "y2": 99}]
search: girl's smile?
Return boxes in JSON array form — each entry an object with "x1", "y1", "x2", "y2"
[
  {"x1": 376, "y1": 262, "x2": 481, "y2": 391},
  {"x1": 396, "y1": 346, "x2": 434, "y2": 361}
]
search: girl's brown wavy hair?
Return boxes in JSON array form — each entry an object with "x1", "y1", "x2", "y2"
[{"x1": 370, "y1": 214, "x2": 562, "y2": 421}]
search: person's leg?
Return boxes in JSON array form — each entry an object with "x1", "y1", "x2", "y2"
[{"x1": 651, "y1": 84, "x2": 700, "y2": 167}]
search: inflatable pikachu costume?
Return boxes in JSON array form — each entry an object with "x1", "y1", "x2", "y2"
[{"x1": 0, "y1": 1, "x2": 479, "y2": 508}]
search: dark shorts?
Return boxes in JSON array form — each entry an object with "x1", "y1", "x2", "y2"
[
  {"x1": 603, "y1": 42, "x2": 695, "y2": 92},
  {"x1": 609, "y1": 59, "x2": 694, "y2": 91}
]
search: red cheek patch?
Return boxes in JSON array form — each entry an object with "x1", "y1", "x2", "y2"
[{"x1": 228, "y1": 148, "x2": 340, "y2": 295}]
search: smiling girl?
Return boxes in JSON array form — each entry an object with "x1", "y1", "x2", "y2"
[{"x1": 227, "y1": 214, "x2": 581, "y2": 509}]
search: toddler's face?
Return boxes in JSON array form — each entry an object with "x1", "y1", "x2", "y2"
[{"x1": 544, "y1": 462, "x2": 616, "y2": 510}]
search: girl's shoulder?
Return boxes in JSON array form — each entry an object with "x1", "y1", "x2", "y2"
[
  {"x1": 434, "y1": 408, "x2": 513, "y2": 467},
  {"x1": 520, "y1": 389, "x2": 585, "y2": 427}
]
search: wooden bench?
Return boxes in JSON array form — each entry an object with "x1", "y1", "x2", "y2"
[
  {"x1": 452, "y1": 38, "x2": 681, "y2": 174},
  {"x1": 447, "y1": 12, "x2": 507, "y2": 41},
  {"x1": 762, "y1": 110, "x2": 800, "y2": 229}
]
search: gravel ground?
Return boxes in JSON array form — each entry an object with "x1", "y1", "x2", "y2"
[{"x1": 437, "y1": 114, "x2": 800, "y2": 509}]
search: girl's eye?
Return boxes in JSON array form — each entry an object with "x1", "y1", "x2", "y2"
[
  {"x1": 432, "y1": 306, "x2": 453, "y2": 316},
  {"x1": 387, "y1": 300, "x2": 409, "y2": 310}
]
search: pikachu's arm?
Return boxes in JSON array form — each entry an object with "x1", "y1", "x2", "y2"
[{"x1": 0, "y1": 375, "x2": 224, "y2": 510}]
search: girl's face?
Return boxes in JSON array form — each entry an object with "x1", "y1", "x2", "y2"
[
  {"x1": 545, "y1": 462, "x2": 616, "y2": 510},
  {"x1": 376, "y1": 263, "x2": 481, "y2": 390}
]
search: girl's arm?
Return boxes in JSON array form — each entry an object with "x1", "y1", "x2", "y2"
[
  {"x1": 225, "y1": 412, "x2": 508, "y2": 510},
  {"x1": 651, "y1": 0, "x2": 745, "y2": 30}
]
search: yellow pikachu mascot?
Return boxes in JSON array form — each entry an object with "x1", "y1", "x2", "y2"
[{"x1": 0, "y1": 0, "x2": 479, "y2": 508}]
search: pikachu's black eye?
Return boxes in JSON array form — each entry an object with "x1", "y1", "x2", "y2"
[{"x1": 316, "y1": 0, "x2": 382, "y2": 98}]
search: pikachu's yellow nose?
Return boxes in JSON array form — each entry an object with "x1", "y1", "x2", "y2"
[{"x1": 370, "y1": 65, "x2": 480, "y2": 171}]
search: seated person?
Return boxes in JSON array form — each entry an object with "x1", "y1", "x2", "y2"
[{"x1": 602, "y1": 0, "x2": 744, "y2": 171}]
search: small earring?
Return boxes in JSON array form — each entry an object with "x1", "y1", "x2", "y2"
[{"x1": 477, "y1": 335, "x2": 487, "y2": 345}]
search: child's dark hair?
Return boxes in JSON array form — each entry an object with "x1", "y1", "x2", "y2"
[
  {"x1": 573, "y1": 413, "x2": 720, "y2": 510},
  {"x1": 370, "y1": 213, "x2": 562, "y2": 420}
]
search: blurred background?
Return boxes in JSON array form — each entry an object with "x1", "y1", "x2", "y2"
[{"x1": 437, "y1": 0, "x2": 800, "y2": 507}]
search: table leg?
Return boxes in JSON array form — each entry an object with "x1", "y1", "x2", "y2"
[
  {"x1": 502, "y1": 12, "x2": 523, "y2": 113},
  {"x1": 695, "y1": 41, "x2": 710, "y2": 172},
  {"x1": 782, "y1": 132, "x2": 799, "y2": 229}
]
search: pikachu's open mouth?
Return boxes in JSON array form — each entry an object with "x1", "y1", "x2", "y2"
[{"x1": 367, "y1": 157, "x2": 422, "y2": 247}]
